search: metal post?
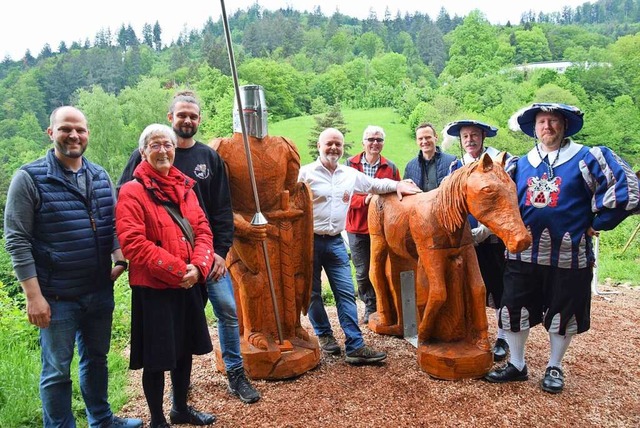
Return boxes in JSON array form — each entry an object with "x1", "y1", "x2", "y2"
[{"x1": 401, "y1": 271, "x2": 418, "y2": 348}]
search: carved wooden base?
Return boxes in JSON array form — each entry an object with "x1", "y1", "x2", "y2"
[
  {"x1": 214, "y1": 336, "x2": 320, "y2": 380},
  {"x1": 367, "y1": 312, "x2": 403, "y2": 337},
  {"x1": 417, "y1": 341, "x2": 492, "y2": 380}
]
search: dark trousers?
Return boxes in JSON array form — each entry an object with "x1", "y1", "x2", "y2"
[{"x1": 346, "y1": 232, "x2": 377, "y2": 314}]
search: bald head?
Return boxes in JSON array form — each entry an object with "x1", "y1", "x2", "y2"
[{"x1": 50, "y1": 106, "x2": 87, "y2": 128}]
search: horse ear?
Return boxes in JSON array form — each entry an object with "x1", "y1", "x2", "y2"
[
  {"x1": 495, "y1": 151, "x2": 507, "y2": 167},
  {"x1": 476, "y1": 152, "x2": 494, "y2": 172}
]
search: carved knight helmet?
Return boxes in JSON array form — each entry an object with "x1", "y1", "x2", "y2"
[{"x1": 233, "y1": 84, "x2": 268, "y2": 139}]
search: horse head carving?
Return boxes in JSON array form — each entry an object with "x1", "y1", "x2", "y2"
[{"x1": 433, "y1": 152, "x2": 530, "y2": 253}]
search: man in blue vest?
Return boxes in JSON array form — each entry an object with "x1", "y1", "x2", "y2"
[
  {"x1": 404, "y1": 122, "x2": 456, "y2": 192},
  {"x1": 4, "y1": 106, "x2": 142, "y2": 427}
]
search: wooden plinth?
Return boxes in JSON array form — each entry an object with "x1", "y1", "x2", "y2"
[
  {"x1": 417, "y1": 341, "x2": 492, "y2": 380},
  {"x1": 367, "y1": 312, "x2": 403, "y2": 337},
  {"x1": 215, "y1": 336, "x2": 320, "y2": 380}
]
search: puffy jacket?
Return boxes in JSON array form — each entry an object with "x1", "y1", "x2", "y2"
[
  {"x1": 404, "y1": 147, "x2": 456, "y2": 192},
  {"x1": 22, "y1": 149, "x2": 114, "y2": 298},
  {"x1": 345, "y1": 152, "x2": 401, "y2": 234},
  {"x1": 116, "y1": 164, "x2": 213, "y2": 289}
]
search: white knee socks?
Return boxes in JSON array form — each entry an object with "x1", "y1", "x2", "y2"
[
  {"x1": 495, "y1": 309, "x2": 506, "y2": 340},
  {"x1": 504, "y1": 329, "x2": 529, "y2": 371},
  {"x1": 548, "y1": 332, "x2": 573, "y2": 368}
]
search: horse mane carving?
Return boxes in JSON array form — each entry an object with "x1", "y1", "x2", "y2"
[{"x1": 434, "y1": 163, "x2": 474, "y2": 234}]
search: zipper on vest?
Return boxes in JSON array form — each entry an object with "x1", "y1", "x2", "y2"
[{"x1": 89, "y1": 212, "x2": 97, "y2": 231}]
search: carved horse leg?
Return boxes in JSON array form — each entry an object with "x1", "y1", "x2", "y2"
[
  {"x1": 369, "y1": 230, "x2": 395, "y2": 326},
  {"x1": 462, "y1": 245, "x2": 491, "y2": 351},
  {"x1": 417, "y1": 250, "x2": 447, "y2": 344}
]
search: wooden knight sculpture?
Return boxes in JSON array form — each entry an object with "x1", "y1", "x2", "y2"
[
  {"x1": 368, "y1": 154, "x2": 531, "y2": 379},
  {"x1": 209, "y1": 85, "x2": 319, "y2": 379}
]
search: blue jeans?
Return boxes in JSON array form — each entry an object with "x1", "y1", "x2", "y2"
[
  {"x1": 40, "y1": 287, "x2": 115, "y2": 428},
  {"x1": 308, "y1": 235, "x2": 364, "y2": 354},
  {"x1": 206, "y1": 274, "x2": 243, "y2": 371}
]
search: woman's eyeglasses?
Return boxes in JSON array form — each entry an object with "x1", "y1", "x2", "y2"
[{"x1": 147, "y1": 143, "x2": 175, "y2": 152}]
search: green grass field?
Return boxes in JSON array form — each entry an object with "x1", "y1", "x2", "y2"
[{"x1": 270, "y1": 107, "x2": 425, "y2": 174}]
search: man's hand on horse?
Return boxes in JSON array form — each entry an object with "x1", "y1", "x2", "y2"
[{"x1": 396, "y1": 180, "x2": 422, "y2": 200}]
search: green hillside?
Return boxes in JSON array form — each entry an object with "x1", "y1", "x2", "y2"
[{"x1": 270, "y1": 107, "x2": 448, "y2": 174}]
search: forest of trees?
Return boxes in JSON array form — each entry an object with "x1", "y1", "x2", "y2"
[{"x1": 1, "y1": 0, "x2": 640, "y2": 225}]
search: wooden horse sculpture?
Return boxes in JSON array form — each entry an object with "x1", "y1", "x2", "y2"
[{"x1": 368, "y1": 153, "x2": 531, "y2": 379}]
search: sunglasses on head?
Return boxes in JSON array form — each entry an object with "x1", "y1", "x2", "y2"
[{"x1": 366, "y1": 137, "x2": 384, "y2": 143}]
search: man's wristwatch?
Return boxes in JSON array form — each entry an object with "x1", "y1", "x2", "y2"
[{"x1": 114, "y1": 260, "x2": 128, "y2": 271}]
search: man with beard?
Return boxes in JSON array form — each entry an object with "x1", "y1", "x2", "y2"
[
  {"x1": 4, "y1": 106, "x2": 143, "y2": 427},
  {"x1": 484, "y1": 103, "x2": 639, "y2": 394},
  {"x1": 298, "y1": 128, "x2": 421, "y2": 364},
  {"x1": 118, "y1": 91, "x2": 260, "y2": 403}
]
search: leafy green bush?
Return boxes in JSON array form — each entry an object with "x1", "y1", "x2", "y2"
[
  {"x1": 598, "y1": 215, "x2": 640, "y2": 284},
  {"x1": 0, "y1": 275, "x2": 135, "y2": 427},
  {"x1": 0, "y1": 281, "x2": 41, "y2": 426}
]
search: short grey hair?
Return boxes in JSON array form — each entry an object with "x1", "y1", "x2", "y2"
[
  {"x1": 362, "y1": 125, "x2": 385, "y2": 140},
  {"x1": 138, "y1": 124, "x2": 177, "y2": 150}
]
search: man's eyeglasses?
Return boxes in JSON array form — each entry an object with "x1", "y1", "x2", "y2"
[
  {"x1": 366, "y1": 137, "x2": 384, "y2": 143},
  {"x1": 146, "y1": 143, "x2": 175, "y2": 152}
]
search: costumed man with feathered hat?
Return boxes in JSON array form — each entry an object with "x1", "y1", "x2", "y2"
[{"x1": 484, "y1": 103, "x2": 639, "y2": 393}]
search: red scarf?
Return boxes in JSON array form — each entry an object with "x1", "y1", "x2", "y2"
[{"x1": 133, "y1": 160, "x2": 195, "y2": 208}]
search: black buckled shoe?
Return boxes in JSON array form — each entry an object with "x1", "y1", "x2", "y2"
[
  {"x1": 484, "y1": 363, "x2": 529, "y2": 383},
  {"x1": 493, "y1": 338, "x2": 509, "y2": 362},
  {"x1": 541, "y1": 366, "x2": 564, "y2": 394},
  {"x1": 169, "y1": 406, "x2": 216, "y2": 426}
]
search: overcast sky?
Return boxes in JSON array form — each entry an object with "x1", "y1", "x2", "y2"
[{"x1": 1, "y1": 0, "x2": 586, "y2": 61}]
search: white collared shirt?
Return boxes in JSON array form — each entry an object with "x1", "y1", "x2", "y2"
[
  {"x1": 462, "y1": 145, "x2": 502, "y2": 165},
  {"x1": 298, "y1": 159, "x2": 398, "y2": 235},
  {"x1": 527, "y1": 140, "x2": 582, "y2": 168}
]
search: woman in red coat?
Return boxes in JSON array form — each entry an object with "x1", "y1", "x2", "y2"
[{"x1": 116, "y1": 124, "x2": 215, "y2": 428}]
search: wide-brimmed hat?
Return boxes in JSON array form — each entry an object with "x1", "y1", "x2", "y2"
[
  {"x1": 510, "y1": 103, "x2": 584, "y2": 138},
  {"x1": 444, "y1": 120, "x2": 498, "y2": 138}
]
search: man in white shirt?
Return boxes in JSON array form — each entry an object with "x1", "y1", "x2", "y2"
[{"x1": 298, "y1": 128, "x2": 420, "y2": 364}]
